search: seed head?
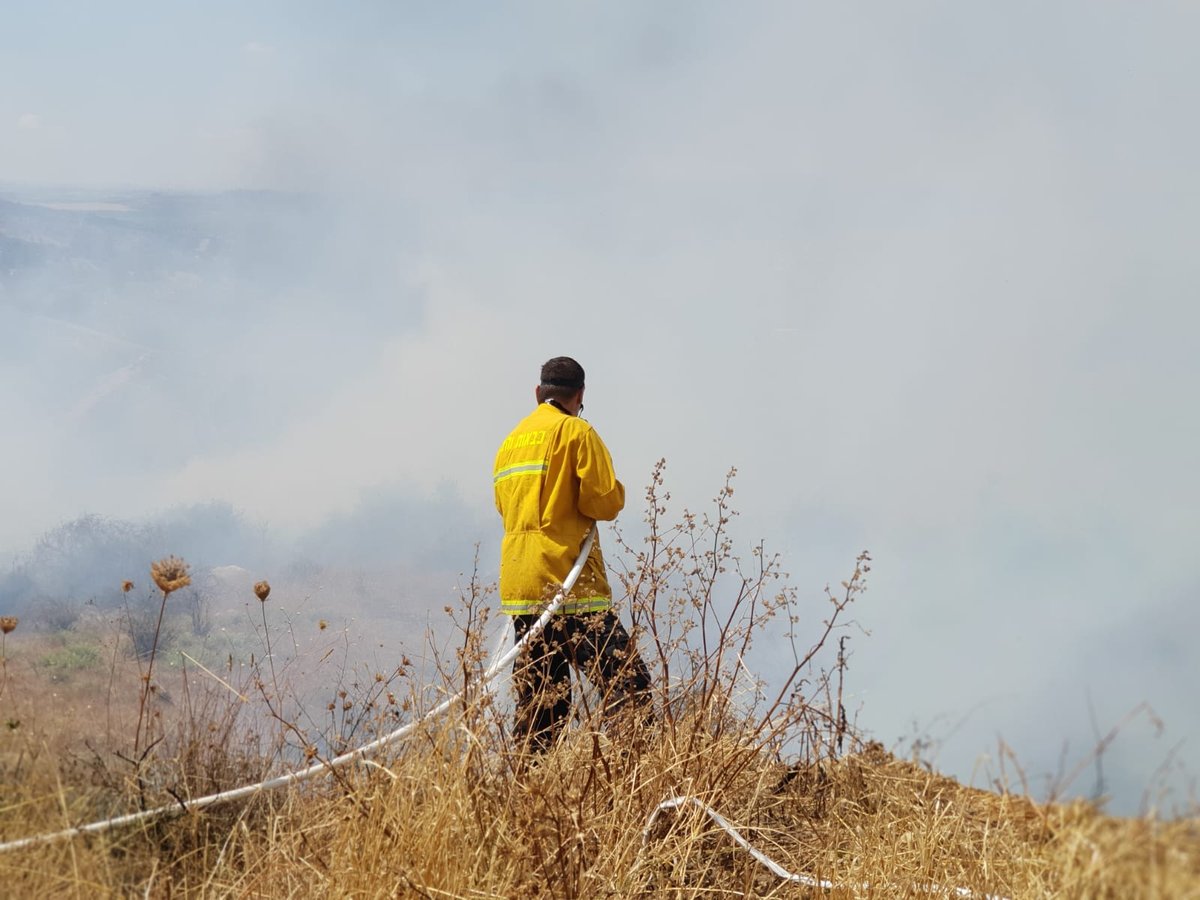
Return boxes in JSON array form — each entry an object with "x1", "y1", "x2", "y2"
[
  {"x1": 150, "y1": 556, "x2": 191, "y2": 596},
  {"x1": 122, "y1": 580, "x2": 134, "y2": 593},
  {"x1": 253, "y1": 580, "x2": 271, "y2": 602},
  {"x1": 0, "y1": 616, "x2": 18, "y2": 635}
]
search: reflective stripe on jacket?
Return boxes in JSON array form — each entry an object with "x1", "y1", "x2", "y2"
[{"x1": 494, "y1": 402, "x2": 624, "y2": 614}]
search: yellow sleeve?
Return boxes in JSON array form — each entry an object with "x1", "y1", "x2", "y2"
[{"x1": 576, "y1": 425, "x2": 625, "y2": 522}]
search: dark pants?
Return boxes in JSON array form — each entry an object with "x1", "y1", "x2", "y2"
[{"x1": 512, "y1": 611, "x2": 652, "y2": 753}]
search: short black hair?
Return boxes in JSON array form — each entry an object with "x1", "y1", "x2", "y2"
[{"x1": 538, "y1": 356, "x2": 585, "y2": 401}]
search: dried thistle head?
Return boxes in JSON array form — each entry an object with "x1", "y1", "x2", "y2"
[
  {"x1": 150, "y1": 556, "x2": 191, "y2": 596},
  {"x1": 122, "y1": 580, "x2": 134, "y2": 593},
  {"x1": 253, "y1": 580, "x2": 271, "y2": 602},
  {"x1": 0, "y1": 616, "x2": 18, "y2": 635}
]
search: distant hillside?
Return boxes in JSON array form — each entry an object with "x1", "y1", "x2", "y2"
[
  {"x1": 1, "y1": 189, "x2": 321, "y2": 300},
  {"x1": 0, "y1": 186, "x2": 427, "y2": 499}
]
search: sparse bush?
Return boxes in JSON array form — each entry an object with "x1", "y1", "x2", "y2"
[
  {"x1": 5, "y1": 505, "x2": 268, "y2": 625},
  {"x1": 23, "y1": 514, "x2": 148, "y2": 612},
  {"x1": 180, "y1": 586, "x2": 212, "y2": 637},
  {"x1": 27, "y1": 595, "x2": 84, "y2": 631},
  {"x1": 39, "y1": 641, "x2": 102, "y2": 673},
  {"x1": 124, "y1": 595, "x2": 178, "y2": 660}
]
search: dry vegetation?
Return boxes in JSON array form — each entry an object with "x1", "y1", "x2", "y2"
[{"x1": 0, "y1": 464, "x2": 1197, "y2": 898}]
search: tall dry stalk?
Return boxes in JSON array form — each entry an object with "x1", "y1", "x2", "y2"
[
  {"x1": 0, "y1": 616, "x2": 17, "y2": 701},
  {"x1": 133, "y1": 556, "x2": 191, "y2": 755},
  {"x1": 254, "y1": 579, "x2": 281, "y2": 704}
]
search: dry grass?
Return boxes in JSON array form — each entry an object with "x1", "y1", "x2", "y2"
[
  {"x1": 0, "y1": 465, "x2": 1197, "y2": 897},
  {"x1": 2, "y1": 707, "x2": 1196, "y2": 897}
]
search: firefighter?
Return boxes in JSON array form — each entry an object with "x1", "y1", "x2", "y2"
[{"x1": 493, "y1": 356, "x2": 651, "y2": 753}]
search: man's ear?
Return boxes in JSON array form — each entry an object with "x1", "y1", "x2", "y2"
[{"x1": 534, "y1": 385, "x2": 543, "y2": 404}]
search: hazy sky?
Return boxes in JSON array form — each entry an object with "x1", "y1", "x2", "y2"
[{"x1": 3, "y1": 2, "x2": 1199, "y2": 814}]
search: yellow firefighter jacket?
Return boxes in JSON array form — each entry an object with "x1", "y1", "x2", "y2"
[{"x1": 493, "y1": 402, "x2": 625, "y2": 614}]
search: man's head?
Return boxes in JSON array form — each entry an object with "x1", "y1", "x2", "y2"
[{"x1": 536, "y1": 356, "x2": 585, "y2": 414}]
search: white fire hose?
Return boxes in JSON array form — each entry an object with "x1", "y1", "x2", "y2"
[{"x1": 644, "y1": 796, "x2": 1010, "y2": 900}]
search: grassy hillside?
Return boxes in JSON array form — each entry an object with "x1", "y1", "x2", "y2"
[
  {"x1": 1, "y1": 476, "x2": 1197, "y2": 897},
  {"x1": 1, "y1": 643, "x2": 1197, "y2": 897}
]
